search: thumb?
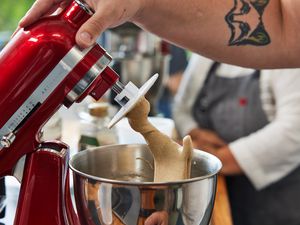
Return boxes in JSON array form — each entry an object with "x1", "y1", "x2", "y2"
[{"x1": 76, "y1": 9, "x2": 108, "y2": 48}]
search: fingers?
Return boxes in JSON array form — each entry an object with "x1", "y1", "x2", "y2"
[
  {"x1": 19, "y1": 0, "x2": 65, "y2": 28},
  {"x1": 18, "y1": 0, "x2": 138, "y2": 49},
  {"x1": 193, "y1": 128, "x2": 226, "y2": 147},
  {"x1": 145, "y1": 211, "x2": 168, "y2": 225},
  {"x1": 76, "y1": 1, "x2": 117, "y2": 48},
  {"x1": 200, "y1": 144, "x2": 218, "y2": 154},
  {"x1": 76, "y1": 0, "x2": 140, "y2": 48},
  {"x1": 218, "y1": 146, "x2": 243, "y2": 175},
  {"x1": 11, "y1": 26, "x2": 22, "y2": 38},
  {"x1": 205, "y1": 132, "x2": 226, "y2": 147},
  {"x1": 145, "y1": 214, "x2": 159, "y2": 225}
]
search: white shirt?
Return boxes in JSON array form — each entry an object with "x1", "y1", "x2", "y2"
[{"x1": 173, "y1": 54, "x2": 300, "y2": 190}]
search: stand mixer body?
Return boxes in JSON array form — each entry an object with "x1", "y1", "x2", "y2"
[
  {"x1": 0, "y1": 1, "x2": 119, "y2": 177},
  {"x1": 0, "y1": 1, "x2": 122, "y2": 224},
  {"x1": 13, "y1": 141, "x2": 78, "y2": 225}
]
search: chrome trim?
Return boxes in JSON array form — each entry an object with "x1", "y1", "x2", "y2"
[
  {"x1": 13, "y1": 155, "x2": 26, "y2": 183},
  {"x1": 75, "y1": 0, "x2": 94, "y2": 15},
  {"x1": 112, "y1": 81, "x2": 126, "y2": 94},
  {"x1": 65, "y1": 89, "x2": 79, "y2": 103},
  {"x1": 38, "y1": 147, "x2": 68, "y2": 157},
  {"x1": 70, "y1": 144, "x2": 222, "y2": 186},
  {"x1": 0, "y1": 132, "x2": 16, "y2": 148},
  {"x1": 66, "y1": 52, "x2": 111, "y2": 101},
  {"x1": 0, "y1": 45, "x2": 92, "y2": 149}
]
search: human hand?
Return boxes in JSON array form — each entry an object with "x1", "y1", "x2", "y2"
[
  {"x1": 188, "y1": 128, "x2": 226, "y2": 153},
  {"x1": 188, "y1": 129, "x2": 242, "y2": 175},
  {"x1": 19, "y1": 0, "x2": 146, "y2": 48},
  {"x1": 145, "y1": 211, "x2": 168, "y2": 225},
  {"x1": 217, "y1": 145, "x2": 242, "y2": 175},
  {"x1": 189, "y1": 131, "x2": 242, "y2": 175}
]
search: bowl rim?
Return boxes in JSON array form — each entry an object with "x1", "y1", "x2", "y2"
[{"x1": 69, "y1": 144, "x2": 222, "y2": 186}]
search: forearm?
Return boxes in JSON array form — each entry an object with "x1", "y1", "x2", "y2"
[
  {"x1": 21, "y1": 0, "x2": 300, "y2": 68},
  {"x1": 134, "y1": 0, "x2": 298, "y2": 68}
]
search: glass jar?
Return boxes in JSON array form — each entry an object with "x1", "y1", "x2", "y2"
[{"x1": 78, "y1": 102, "x2": 118, "y2": 151}]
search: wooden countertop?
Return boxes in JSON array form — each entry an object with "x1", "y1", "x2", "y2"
[{"x1": 211, "y1": 175, "x2": 233, "y2": 225}]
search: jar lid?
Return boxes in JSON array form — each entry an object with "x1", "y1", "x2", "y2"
[{"x1": 88, "y1": 102, "x2": 109, "y2": 118}]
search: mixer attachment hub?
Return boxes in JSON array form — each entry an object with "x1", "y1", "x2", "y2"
[{"x1": 108, "y1": 73, "x2": 159, "y2": 128}]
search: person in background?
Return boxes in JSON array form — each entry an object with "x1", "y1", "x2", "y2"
[
  {"x1": 173, "y1": 53, "x2": 300, "y2": 225},
  {"x1": 19, "y1": 0, "x2": 300, "y2": 69},
  {"x1": 157, "y1": 45, "x2": 188, "y2": 118}
]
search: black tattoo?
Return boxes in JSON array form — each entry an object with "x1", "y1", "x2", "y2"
[{"x1": 225, "y1": 0, "x2": 270, "y2": 46}]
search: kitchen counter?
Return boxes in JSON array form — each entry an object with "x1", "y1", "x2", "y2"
[{"x1": 211, "y1": 175, "x2": 233, "y2": 225}]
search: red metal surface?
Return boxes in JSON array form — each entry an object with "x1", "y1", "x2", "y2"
[
  {"x1": 0, "y1": 1, "x2": 87, "y2": 129},
  {"x1": 0, "y1": 1, "x2": 120, "y2": 224},
  {"x1": 87, "y1": 66, "x2": 119, "y2": 101},
  {"x1": 75, "y1": 46, "x2": 119, "y2": 103},
  {"x1": 65, "y1": 174, "x2": 81, "y2": 225},
  {"x1": 14, "y1": 141, "x2": 72, "y2": 225},
  {"x1": 0, "y1": 0, "x2": 118, "y2": 177}
]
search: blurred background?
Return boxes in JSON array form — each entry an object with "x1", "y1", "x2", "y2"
[{"x1": 0, "y1": 0, "x2": 35, "y2": 49}]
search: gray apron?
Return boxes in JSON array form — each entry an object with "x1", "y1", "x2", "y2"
[{"x1": 192, "y1": 62, "x2": 300, "y2": 225}]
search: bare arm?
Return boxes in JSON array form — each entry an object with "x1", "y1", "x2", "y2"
[
  {"x1": 135, "y1": 0, "x2": 298, "y2": 68},
  {"x1": 20, "y1": 0, "x2": 300, "y2": 68}
]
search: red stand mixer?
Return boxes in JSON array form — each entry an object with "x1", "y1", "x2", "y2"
[{"x1": 0, "y1": 1, "x2": 158, "y2": 224}]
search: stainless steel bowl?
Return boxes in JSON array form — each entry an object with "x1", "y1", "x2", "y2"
[{"x1": 69, "y1": 144, "x2": 222, "y2": 225}]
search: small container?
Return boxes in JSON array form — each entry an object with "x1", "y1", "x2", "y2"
[{"x1": 78, "y1": 102, "x2": 118, "y2": 151}]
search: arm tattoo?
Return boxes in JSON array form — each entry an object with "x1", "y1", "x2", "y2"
[{"x1": 225, "y1": 0, "x2": 270, "y2": 46}]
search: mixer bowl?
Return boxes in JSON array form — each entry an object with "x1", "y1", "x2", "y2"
[{"x1": 69, "y1": 144, "x2": 222, "y2": 225}]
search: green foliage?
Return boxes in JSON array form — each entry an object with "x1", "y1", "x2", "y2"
[{"x1": 0, "y1": 0, "x2": 35, "y2": 31}]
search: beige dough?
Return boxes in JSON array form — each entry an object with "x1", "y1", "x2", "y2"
[{"x1": 127, "y1": 97, "x2": 193, "y2": 182}]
